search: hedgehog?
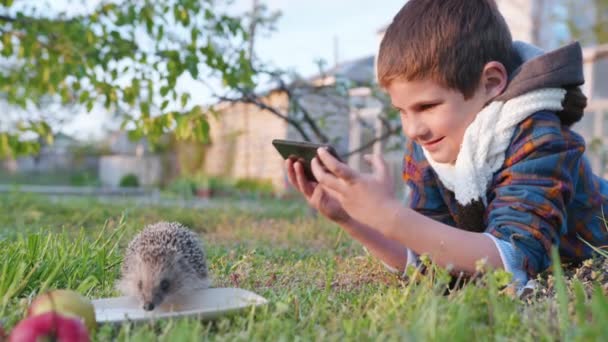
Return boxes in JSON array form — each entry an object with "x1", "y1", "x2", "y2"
[{"x1": 116, "y1": 221, "x2": 211, "y2": 311}]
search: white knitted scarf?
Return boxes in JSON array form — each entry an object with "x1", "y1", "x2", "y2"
[{"x1": 422, "y1": 88, "x2": 567, "y2": 206}]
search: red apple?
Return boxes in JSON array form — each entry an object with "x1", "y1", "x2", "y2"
[
  {"x1": 9, "y1": 312, "x2": 90, "y2": 342},
  {"x1": 28, "y1": 289, "x2": 96, "y2": 331}
]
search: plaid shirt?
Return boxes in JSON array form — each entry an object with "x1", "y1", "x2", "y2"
[{"x1": 403, "y1": 110, "x2": 608, "y2": 276}]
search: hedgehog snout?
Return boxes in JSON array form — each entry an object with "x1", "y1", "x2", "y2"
[{"x1": 141, "y1": 291, "x2": 165, "y2": 311}]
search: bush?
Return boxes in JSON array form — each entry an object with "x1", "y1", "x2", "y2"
[
  {"x1": 119, "y1": 173, "x2": 140, "y2": 188},
  {"x1": 234, "y1": 178, "x2": 274, "y2": 197},
  {"x1": 207, "y1": 176, "x2": 235, "y2": 195},
  {"x1": 166, "y1": 177, "x2": 197, "y2": 198},
  {"x1": 69, "y1": 171, "x2": 100, "y2": 187},
  {"x1": 165, "y1": 176, "x2": 275, "y2": 198}
]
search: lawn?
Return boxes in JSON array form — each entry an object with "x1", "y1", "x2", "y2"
[{"x1": 0, "y1": 193, "x2": 607, "y2": 341}]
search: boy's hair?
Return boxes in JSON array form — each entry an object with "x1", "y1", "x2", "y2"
[{"x1": 377, "y1": 0, "x2": 520, "y2": 98}]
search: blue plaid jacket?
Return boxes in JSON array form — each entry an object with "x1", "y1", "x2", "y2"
[{"x1": 403, "y1": 110, "x2": 608, "y2": 276}]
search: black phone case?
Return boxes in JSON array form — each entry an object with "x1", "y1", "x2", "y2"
[{"x1": 272, "y1": 139, "x2": 341, "y2": 182}]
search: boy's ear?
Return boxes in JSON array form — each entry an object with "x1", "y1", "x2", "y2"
[{"x1": 480, "y1": 61, "x2": 508, "y2": 100}]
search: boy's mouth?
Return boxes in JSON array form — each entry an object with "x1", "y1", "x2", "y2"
[{"x1": 421, "y1": 137, "x2": 444, "y2": 149}]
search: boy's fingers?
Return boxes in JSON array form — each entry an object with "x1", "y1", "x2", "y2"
[
  {"x1": 285, "y1": 159, "x2": 298, "y2": 187},
  {"x1": 320, "y1": 184, "x2": 342, "y2": 202},
  {"x1": 287, "y1": 159, "x2": 308, "y2": 194},
  {"x1": 317, "y1": 148, "x2": 356, "y2": 182},
  {"x1": 312, "y1": 157, "x2": 346, "y2": 194},
  {"x1": 294, "y1": 161, "x2": 315, "y2": 197}
]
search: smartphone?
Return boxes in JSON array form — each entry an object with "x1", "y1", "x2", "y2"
[{"x1": 272, "y1": 139, "x2": 343, "y2": 182}]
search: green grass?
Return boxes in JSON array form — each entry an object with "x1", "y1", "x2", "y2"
[{"x1": 0, "y1": 193, "x2": 607, "y2": 341}]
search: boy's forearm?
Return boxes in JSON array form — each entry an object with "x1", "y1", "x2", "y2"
[
  {"x1": 337, "y1": 217, "x2": 408, "y2": 272},
  {"x1": 371, "y1": 200, "x2": 503, "y2": 274}
]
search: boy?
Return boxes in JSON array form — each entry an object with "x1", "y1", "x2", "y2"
[{"x1": 285, "y1": 0, "x2": 608, "y2": 289}]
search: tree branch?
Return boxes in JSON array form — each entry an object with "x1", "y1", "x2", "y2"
[
  {"x1": 289, "y1": 98, "x2": 330, "y2": 143},
  {"x1": 343, "y1": 123, "x2": 401, "y2": 158},
  {"x1": 216, "y1": 93, "x2": 312, "y2": 141}
]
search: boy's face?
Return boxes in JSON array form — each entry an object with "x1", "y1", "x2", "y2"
[{"x1": 387, "y1": 78, "x2": 491, "y2": 164}]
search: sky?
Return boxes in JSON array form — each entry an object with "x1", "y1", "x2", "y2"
[
  {"x1": 60, "y1": 0, "x2": 406, "y2": 140},
  {"x1": 231, "y1": 0, "x2": 404, "y2": 76}
]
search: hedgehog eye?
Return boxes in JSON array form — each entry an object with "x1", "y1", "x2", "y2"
[
  {"x1": 160, "y1": 279, "x2": 170, "y2": 291},
  {"x1": 137, "y1": 280, "x2": 143, "y2": 290}
]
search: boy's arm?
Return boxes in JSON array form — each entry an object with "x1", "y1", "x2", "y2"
[
  {"x1": 377, "y1": 201, "x2": 503, "y2": 274},
  {"x1": 335, "y1": 215, "x2": 410, "y2": 273}
]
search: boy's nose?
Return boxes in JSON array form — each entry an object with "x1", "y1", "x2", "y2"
[{"x1": 403, "y1": 120, "x2": 428, "y2": 141}]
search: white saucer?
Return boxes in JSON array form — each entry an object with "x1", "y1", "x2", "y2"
[{"x1": 92, "y1": 288, "x2": 268, "y2": 324}]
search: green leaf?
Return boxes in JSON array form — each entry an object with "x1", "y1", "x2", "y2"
[
  {"x1": 204, "y1": 9, "x2": 213, "y2": 20},
  {"x1": 160, "y1": 86, "x2": 171, "y2": 97},
  {"x1": 1, "y1": 33, "x2": 13, "y2": 56},
  {"x1": 86, "y1": 30, "x2": 94, "y2": 44},
  {"x1": 60, "y1": 87, "x2": 70, "y2": 104},
  {"x1": 158, "y1": 25, "x2": 164, "y2": 41},
  {"x1": 101, "y1": 3, "x2": 116, "y2": 14},
  {"x1": 190, "y1": 27, "x2": 199, "y2": 43},
  {"x1": 79, "y1": 91, "x2": 90, "y2": 103},
  {"x1": 128, "y1": 128, "x2": 143, "y2": 141},
  {"x1": 185, "y1": 55, "x2": 199, "y2": 79},
  {"x1": 140, "y1": 102, "x2": 150, "y2": 118},
  {"x1": 181, "y1": 93, "x2": 189, "y2": 108},
  {"x1": 182, "y1": 9, "x2": 190, "y2": 26},
  {"x1": 194, "y1": 118, "x2": 210, "y2": 143},
  {"x1": 551, "y1": 247, "x2": 570, "y2": 339},
  {"x1": 42, "y1": 67, "x2": 50, "y2": 83},
  {"x1": 161, "y1": 100, "x2": 169, "y2": 111},
  {"x1": 175, "y1": 114, "x2": 189, "y2": 139}
]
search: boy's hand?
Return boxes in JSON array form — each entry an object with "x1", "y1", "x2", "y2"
[
  {"x1": 312, "y1": 148, "x2": 398, "y2": 230},
  {"x1": 285, "y1": 158, "x2": 351, "y2": 223}
]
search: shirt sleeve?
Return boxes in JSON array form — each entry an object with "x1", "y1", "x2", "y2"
[
  {"x1": 484, "y1": 232, "x2": 529, "y2": 286},
  {"x1": 485, "y1": 112, "x2": 585, "y2": 277}
]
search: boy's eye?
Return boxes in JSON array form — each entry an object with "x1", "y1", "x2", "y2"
[{"x1": 418, "y1": 103, "x2": 437, "y2": 111}]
